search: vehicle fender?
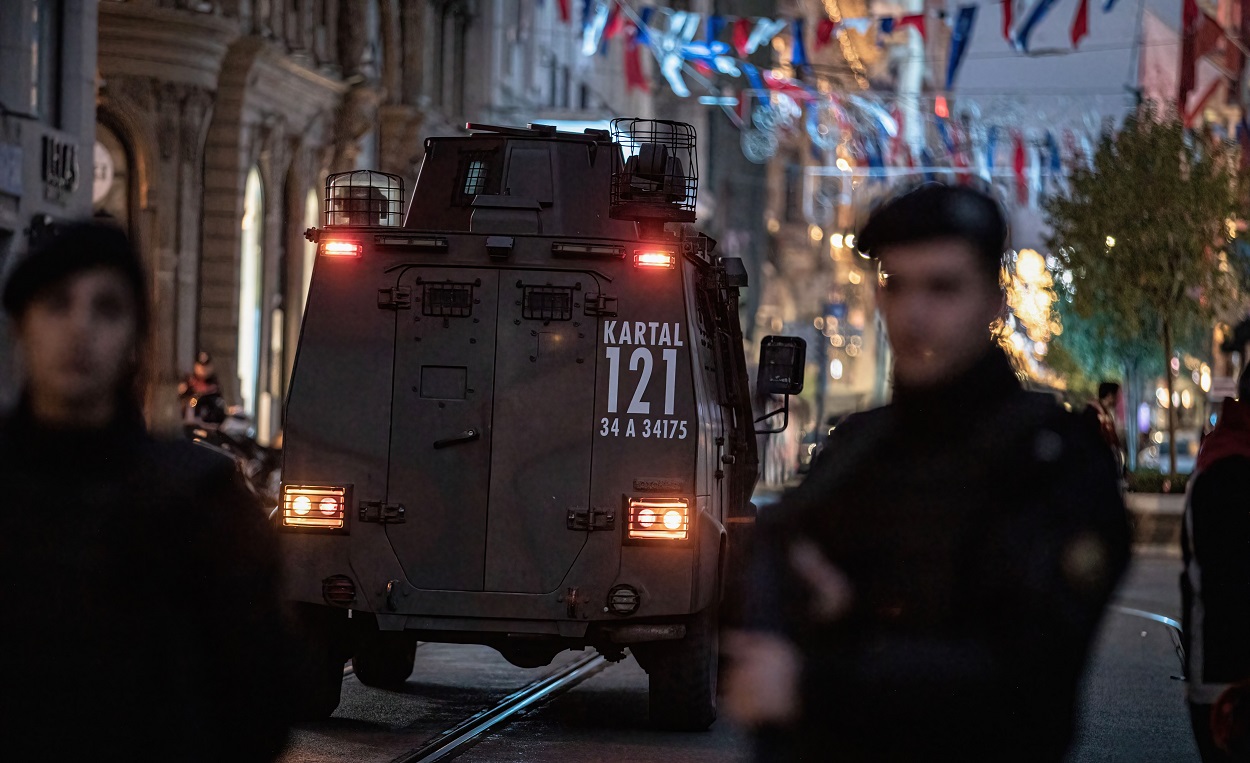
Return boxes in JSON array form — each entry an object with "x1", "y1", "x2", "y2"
[{"x1": 692, "y1": 496, "x2": 725, "y2": 612}]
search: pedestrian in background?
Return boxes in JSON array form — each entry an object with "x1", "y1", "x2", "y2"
[
  {"x1": 1083, "y1": 381, "x2": 1124, "y2": 470},
  {"x1": 0, "y1": 221, "x2": 290, "y2": 761},
  {"x1": 724, "y1": 182, "x2": 1131, "y2": 762},
  {"x1": 1182, "y1": 362, "x2": 1250, "y2": 762}
]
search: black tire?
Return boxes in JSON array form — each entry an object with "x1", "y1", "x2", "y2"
[
  {"x1": 287, "y1": 605, "x2": 351, "y2": 721},
  {"x1": 636, "y1": 605, "x2": 719, "y2": 731},
  {"x1": 353, "y1": 626, "x2": 418, "y2": 690}
]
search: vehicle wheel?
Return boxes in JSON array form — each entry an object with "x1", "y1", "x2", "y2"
[
  {"x1": 635, "y1": 605, "x2": 719, "y2": 731},
  {"x1": 287, "y1": 604, "x2": 351, "y2": 721},
  {"x1": 353, "y1": 624, "x2": 418, "y2": 690}
]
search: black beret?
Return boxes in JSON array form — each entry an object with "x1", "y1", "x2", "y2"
[
  {"x1": 855, "y1": 182, "x2": 1009, "y2": 272},
  {"x1": 3, "y1": 220, "x2": 148, "y2": 329}
]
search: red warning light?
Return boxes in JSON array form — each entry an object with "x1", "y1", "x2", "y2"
[
  {"x1": 321, "y1": 240, "x2": 362, "y2": 258},
  {"x1": 634, "y1": 251, "x2": 676, "y2": 269}
]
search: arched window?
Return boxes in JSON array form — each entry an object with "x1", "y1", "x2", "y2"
[{"x1": 238, "y1": 167, "x2": 264, "y2": 418}]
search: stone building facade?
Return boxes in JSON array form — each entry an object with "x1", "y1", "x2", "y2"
[
  {"x1": 0, "y1": 0, "x2": 99, "y2": 403},
  {"x1": 96, "y1": 0, "x2": 427, "y2": 438}
]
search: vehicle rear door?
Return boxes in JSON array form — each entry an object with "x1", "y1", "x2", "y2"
[
  {"x1": 483, "y1": 270, "x2": 599, "y2": 593},
  {"x1": 386, "y1": 268, "x2": 499, "y2": 591}
]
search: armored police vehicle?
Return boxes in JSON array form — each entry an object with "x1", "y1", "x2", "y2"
[{"x1": 279, "y1": 119, "x2": 805, "y2": 730}]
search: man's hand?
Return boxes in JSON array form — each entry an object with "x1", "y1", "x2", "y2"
[
  {"x1": 723, "y1": 630, "x2": 801, "y2": 727},
  {"x1": 789, "y1": 539, "x2": 854, "y2": 622}
]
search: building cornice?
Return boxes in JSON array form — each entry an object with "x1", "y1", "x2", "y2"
[{"x1": 98, "y1": 3, "x2": 239, "y2": 91}]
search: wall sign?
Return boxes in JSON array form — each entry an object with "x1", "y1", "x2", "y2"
[{"x1": 42, "y1": 135, "x2": 79, "y2": 202}]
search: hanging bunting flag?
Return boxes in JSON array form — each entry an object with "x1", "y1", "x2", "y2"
[
  {"x1": 706, "y1": 15, "x2": 727, "y2": 43},
  {"x1": 945, "y1": 5, "x2": 978, "y2": 90},
  {"x1": 1013, "y1": 131, "x2": 1028, "y2": 204},
  {"x1": 637, "y1": 7, "x2": 655, "y2": 45},
  {"x1": 843, "y1": 17, "x2": 874, "y2": 35},
  {"x1": 557, "y1": 0, "x2": 571, "y2": 24},
  {"x1": 624, "y1": 22, "x2": 650, "y2": 92},
  {"x1": 1071, "y1": 0, "x2": 1090, "y2": 49},
  {"x1": 889, "y1": 105, "x2": 906, "y2": 165},
  {"x1": 655, "y1": 10, "x2": 702, "y2": 98},
  {"x1": 791, "y1": 19, "x2": 809, "y2": 67},
  {"x1": 1001, "y1": 0, "x2": 1013, "y2": 43},
  {"x1": 581, "y1": 1, "x2": 611, "y2": 56},
  {"x1": 745, "y1": 18, "x2": 788, "y2": 54},
  {"x1": 816, "y1": 19, "x2": 838, "y2": 49},
  {"x1": 920, "y1": 147, "x2": 937, "y2": 182},
  {"x1": 1014, "y1": 0, "x2": 1061, "y2": 53},
  {"x1": 879, "y1": 17, "x2": 897, "y2": 35},
  {"x1": 604, "y1": 4, "x2": 625, "y2": 41},
  {"x1": 740, "y1": 62, "x2": 765, "y2": 90},
  {"x1": 899, "y1": 14, "x2": 926, "y2": 40},
  {"x1": 1103, "y1": 0, "x2": 1120, "y2": 10},
  {"x1": 733, "y1": 17, "x2": 752, "y2": 57},
  {"x1": 1046, "y1": 130, "x2": 1065, "y2": 191}
]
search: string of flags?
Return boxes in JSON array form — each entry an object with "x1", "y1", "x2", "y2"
[{"x1": 547, "y1": 1, "x2": 1126, "y2": 207}]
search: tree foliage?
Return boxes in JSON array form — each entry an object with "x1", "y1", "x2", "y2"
[{"x1": 1044, "y1": 103, "x2": 1246, "y2": 476}]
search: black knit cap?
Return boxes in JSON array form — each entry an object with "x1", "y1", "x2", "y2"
[
  {"x1": 3, "y1": 219, "x2": 148, "y2": 330},
  {"x1": 855, "y1": 182, "x2": 1009, "y2": 280}
]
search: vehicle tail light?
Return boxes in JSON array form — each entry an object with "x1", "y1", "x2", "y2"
[
  {"x1": 282, "y1": 484, "x2": 346, "y2": 530},
  {"x1": 634, "y1": 251, "x2": 675, "y2": 269},
  {"x1": 627, "y1": 497, "x2": 689, "y2": 540},
  {"x1": 321, "y1": 240, "x2": 362, "y2": 257},
  {"x1": 322, "y1": 575, "x2": 357, "y2": 605}
]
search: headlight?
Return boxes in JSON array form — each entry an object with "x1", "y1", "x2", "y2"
[
  {"x1": 281, "y1": 485, "x2": 346, "y2": 530},
  {"x1": 627, "y1": 498, "x2": 689, "y2": 541}
]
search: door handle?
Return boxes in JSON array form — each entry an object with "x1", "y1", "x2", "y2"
[{"x1": 433, "y1": 429, "x2": 480, "y2": 449}]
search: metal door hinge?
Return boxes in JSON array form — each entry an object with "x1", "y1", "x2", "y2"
[
  {"x1": 359, "y1": 501, "x2": 406, "y2": 524},
  {"x1": 377, "y1": 286, "x2": 412, "y2": 310},
  {"x1": 584, "y1": 293, "x2": 617, "y2": 317},
  {"x1": 567, "y1": 506, "x2": 615, "y2": 531}
]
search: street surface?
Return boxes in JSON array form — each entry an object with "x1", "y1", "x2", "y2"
[{"x1": 278, "y1": 551, "x2": 1199, "y2": 762}]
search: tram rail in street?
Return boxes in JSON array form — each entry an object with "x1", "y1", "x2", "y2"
[{"x1": 384, "y1": 653, "x2": 608, "y2": 763}]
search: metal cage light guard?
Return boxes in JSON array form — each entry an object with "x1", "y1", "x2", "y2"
[
  {"x1": 324, "y1": 170, "x2": 405, "y2": 227},
  {"x1": 609, "y1": 118, "x2": 698, "y2": 223}
]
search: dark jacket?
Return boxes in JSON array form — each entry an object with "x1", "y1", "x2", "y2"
[
  {"x1": 745, "y1": 348, "x2": 1130, "y2": 762},
  {"x1": 1182, "y1": 397, "x2": 1250, "y2": 707},
  {"x1": 0, "y1": 405, "x2": 290, "y2": 761}
]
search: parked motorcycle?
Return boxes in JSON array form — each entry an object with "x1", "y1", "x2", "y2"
[{"x1": 184, "y1": 404, "x2": 281, "y2": 509}]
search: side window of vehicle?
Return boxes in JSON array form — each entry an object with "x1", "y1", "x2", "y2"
[{"x1": 453, "y1": 149, "x2": 502, "y2": 206}]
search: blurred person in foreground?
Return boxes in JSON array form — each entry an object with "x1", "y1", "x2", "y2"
[
  {"x1": 724, "y1": 183, "x2": 1131, "y2": 762},
  {"x1": 0, "y1": 221, "x2": 289, "y2": 761},
  {"x1": 1182, "y1": 363, "x2": 1250, "y2": 761}
]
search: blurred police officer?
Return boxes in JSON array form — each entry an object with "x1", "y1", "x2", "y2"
[
  {"x1": 0, "y1": 221, "x2": 289, "y2": 761},
  {"x1": 725, "y1": 182, "x2": 1131, "y2": 762}
]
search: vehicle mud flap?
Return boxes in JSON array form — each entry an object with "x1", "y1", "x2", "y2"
[
  {"x1": 286, "y1": 603, "x2": 353, "y2": 721},
  {"x1": 633, "y1": 604, "x2": 719, "y2": 731},
  {"x1": 353, "y1": 613, "x2": 419, "y2": 690}
]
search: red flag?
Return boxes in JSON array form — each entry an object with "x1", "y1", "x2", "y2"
[
  {"x1": 625, "y1": 24, "x2": 649, "y2": 92},
  {"x1": 557, "y1": 0, "x2": 571, "y2": 23},
  {"x1": 604, "y1": 5, "x2": 625, "y2": 40},
  {"x1": 899, "y1": 14, "x2": 926, "y2": 40},
  {"x1": 1070, "y1": 0, "x2": 1089, "y2": 49},
  {"x1": 1002, "y1": 0, "x2": 1013, "y2": 42},
  {"x1": 816, "y1": 19, "x2": 838, "y2": 49},
  {"x1": 733, "y1": 18, "x2": 752, "y2": 57},
  {"x1": 1180, "y1": 0, "x2": 1227, "y2": 107},
  {"x1": 1013, "y1": 133, "x2": 1028, "y2": 204}
]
